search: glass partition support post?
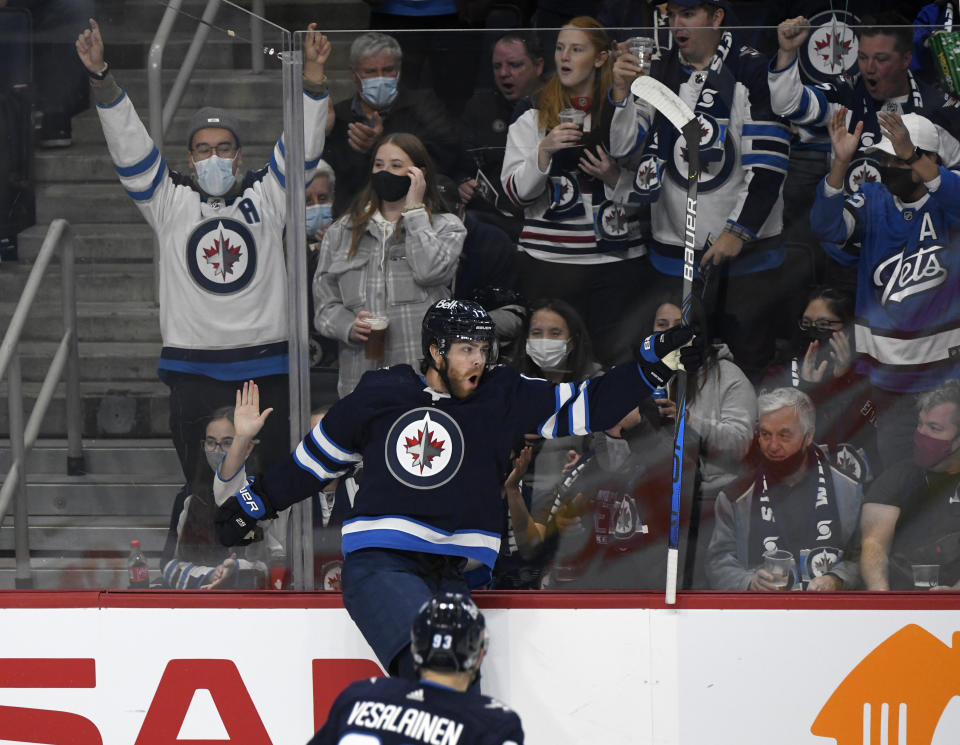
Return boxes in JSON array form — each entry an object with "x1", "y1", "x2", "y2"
[
  {"x1": 283, "y1": 32, "x2": 315, "y2": 590},
  {"x1": 250, "y1": 0, "x2": 265, "y2": 74}
]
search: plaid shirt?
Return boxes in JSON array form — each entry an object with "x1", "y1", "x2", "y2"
[{"x1": 313, "y1": 208, "x2": 465, "y2": 397}]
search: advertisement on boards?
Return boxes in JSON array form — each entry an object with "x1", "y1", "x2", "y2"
[{"x1": 0, "y1": 600, "x2": 956, "y2": 744}]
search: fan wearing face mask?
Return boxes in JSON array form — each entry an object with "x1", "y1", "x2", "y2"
[
  {"x1": 160, "y1": 406, "x2": 284, "y2": 590},
  {"x1": 322, "y1": 32, "x2": 461, "y2": 217},
  {"x1": 760, "y1": 286, "x2": 878, "y2": 484},
  {"x1": 861, "y1": 379, "x2": 960, "y2": 591},
  {"x1": 812, "y1": 107, "x2": 960, "y2": 467},
  {"x1": 313, "y1": 132, "x2": 465, "y2": 398},
  {"x1": 509, "y1": 300, "x2": 602, "y2": 498},
  {"x1": 76, "y1": 19, "x2": 331, "y2": 484}
]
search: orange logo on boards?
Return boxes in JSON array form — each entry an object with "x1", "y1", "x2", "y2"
[{"x1": 811, "y1": 624, "x2": 960, "y2": 744}]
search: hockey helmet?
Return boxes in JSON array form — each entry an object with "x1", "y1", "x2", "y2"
[
  {"x1": 410, "y1": 592, "x2": 487, "y2": 674},
  {"x1": 421, "y1": 299, "x2": 498, "y2": 366}
]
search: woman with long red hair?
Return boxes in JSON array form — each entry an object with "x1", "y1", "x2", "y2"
[{"x1": 501, "y1": 17, "x2": 651, "y2": 366}]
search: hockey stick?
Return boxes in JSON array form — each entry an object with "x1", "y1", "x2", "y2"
[{"x1": 630, "y1": 75, "x2": 701, "y2": 605}]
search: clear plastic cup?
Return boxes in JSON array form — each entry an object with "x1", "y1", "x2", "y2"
[{"x1": 627, "y1": 36, "x2": 655, "y2": 75}]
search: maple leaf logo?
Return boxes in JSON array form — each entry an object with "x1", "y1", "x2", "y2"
[
  {"x1": 603, "y1": 207, "x2": 625, "y2": 231},
  {"x1": 814, "y1": 33, "x2": 852, "y2": 66},
  {"x1": 852, "y1": 166, "x2": 878, "y2": 186},
  {"x1": 404, "y1": 417, "x2": 446, "y2": 473},
  {"x1": 203, "y1": 224, "x2": 243, "y2": 280}
]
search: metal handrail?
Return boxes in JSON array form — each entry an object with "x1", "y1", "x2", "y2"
[
  {"x1": 0, "y1": 218, "x2": 84, "y2": 588},
  {"x1": 147, "y1": 0, "x2": 267, "y2": 149}
]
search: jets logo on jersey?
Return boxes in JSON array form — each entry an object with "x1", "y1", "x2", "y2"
[
  {"x1": 547, "y1": 174, "x2": 579, "y2": 215},
  {"x1": 385, "y1": 408, "x2": 464, "y2": 489},
  {"x1": 800, "y1": 11, "x2": 860, "y2": 84},
  {"x1": 668, "y1": 112, "x2": 734, "y2": 192},
  {"x1": 596, "y1": 201, "x2": 629, "y2": 239},
  {"x1": 873, "y1": 244, "x2": 948, "y2": 305},
  {"x1": 187, "y1": 218, "x2": 257, "y2": 293},
  {"x1": 634, "y1": 154, "x2": 659, "y2": 193},
  {"x1": 805, "y1": 546, "x2": 840, "y2": 578},
  {"x1": 844, "y1": 157, "x2": 880, "y2": 193}
]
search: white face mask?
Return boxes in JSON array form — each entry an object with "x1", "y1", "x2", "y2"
[
  {"x1": 194, "y1": 153, "x2": 237, "y2": 196},
  {"x1": 526, "y1": 338, "x2": 570, "y2": 371}
]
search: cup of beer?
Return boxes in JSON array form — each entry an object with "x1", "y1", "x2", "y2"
[
  {"x1": 626, "y1": 36, "x2": 655, "y2": 75},
  {"x1": 364, "y1": 314, "x2": 389, "y2": 361},
  {"x1": 558, "y1": 108, "x2": 586, "y2": 141}
]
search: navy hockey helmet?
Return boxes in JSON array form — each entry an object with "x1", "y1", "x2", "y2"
[
  {"x1": 411, "y1": 592, "x2": 487, "y2": 674},
  {"x1": 421, "y1": 299, "x2": 498, "y2": 366}
]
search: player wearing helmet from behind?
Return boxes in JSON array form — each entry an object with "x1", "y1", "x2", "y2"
[
  {"x1": 308, "y1": 592, "x2": 524, "y2": 745},
  {"x1": 216, "y1": 299, "x2": 702, "y2": 679}
]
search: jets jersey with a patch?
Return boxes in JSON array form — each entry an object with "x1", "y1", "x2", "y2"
[
  {"x1": 308, "y1": 677, "x2": 524, "y2": 745},
  {"x1": 251, "y1": 360, "x2": 658, "y2": 572},
  {"x1": 95, "y1": 84, "x2": 328, "y2": 380},
  {"x1": 810, "y1": 169, "x2": 960, "y2": 393},
  {"x1": 610, "y1": 32, "x2": 791, "y2": 277},
  {"x1": 768, "y1": 56, "x2": 960, "y2": 190}
]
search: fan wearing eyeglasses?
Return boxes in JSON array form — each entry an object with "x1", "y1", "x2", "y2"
[
  {"x1": 75, "y1": 19, "x2": 331, "y2": 485},
  {"x1": 760, "y1": 286, "x2": 877, "y2": 484},
  {"x1": 159, "y1": 407, "x2": 284, "y2": 590}
]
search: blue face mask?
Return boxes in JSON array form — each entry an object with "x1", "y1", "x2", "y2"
[
  {"x1": 360, "y1": 75, "x2": 399, "y2": 109},
  {"x1": 306, "y1": 203, "x2": 333, "y2": 238},
  {"x1": 194, "y1": 153, "x2": 237, "y2": 196}
]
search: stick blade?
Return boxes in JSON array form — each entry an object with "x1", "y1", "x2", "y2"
[{"x1": 630, "y1": 75, "x2": 696, "y2": 132}]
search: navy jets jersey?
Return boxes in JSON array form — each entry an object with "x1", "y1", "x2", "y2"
[
  {"x1": 253, "y1": 361, "x2": 656, "y2": 572},
  {"x1": 810, "y1": 169, "x2": 960, "y2": 392},
  {"x1": 308, "y1": 677, "x2": 523, "y2": 745}
]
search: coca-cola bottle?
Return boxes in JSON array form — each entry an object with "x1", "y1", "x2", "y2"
[{"x1": 127, "y1": 539, "x2": 149, "y2": 589}]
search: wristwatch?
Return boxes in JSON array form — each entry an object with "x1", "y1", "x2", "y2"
[
  {"x1": 87, "y1": 62, "x2": 110, "y2": 81},
  {"x1": 904, "y1": 147, "x2": 922, "y2": 165}
]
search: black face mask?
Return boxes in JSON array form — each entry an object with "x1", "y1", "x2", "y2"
[
  {"x1": 801, "y1": 327, "x2": 835, "y2": 345},
  {"x1": 878, "y1": 165, "x2": 921, "y2": 201},
  {"x1": 762, "y1": 446, "x2": 809, "y2": 483},
  {"x1": 371, "y1": 170, "x2": 411, "y2": 202}
]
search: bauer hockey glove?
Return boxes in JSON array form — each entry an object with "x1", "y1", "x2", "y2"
[
  {"x1": 215, "y1": 477, "x2": 278, "y2": 546},
  {"x1": 634, "y1": 326, "x2": 702, "y2": 388}
]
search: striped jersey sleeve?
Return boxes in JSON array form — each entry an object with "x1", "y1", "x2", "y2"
[
  {"x1": 767, "y1": 55, "x2": 837, "y2": 127},
  {"x1": 515, "y1": 358, "x2": 656, "y2": 440}
]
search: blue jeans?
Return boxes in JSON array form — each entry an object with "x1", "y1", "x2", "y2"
[{"x1": 341, "y1": 548, "x2": 471, "y2": 677}]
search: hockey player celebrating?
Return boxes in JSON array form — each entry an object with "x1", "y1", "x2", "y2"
[
  {"x1": 216, "y1": 299, "x2": 700, "y2": 678},
  {"x1": 307, "y1": 591, "x2": 524, "y2": 745},
  {"x1": 811, "y1": 108, "x2": 960, "y2": 463}
]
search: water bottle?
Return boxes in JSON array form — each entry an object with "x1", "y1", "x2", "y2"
[{"x1": 127, "y1": 539, "x2": 149, "y2": 589}]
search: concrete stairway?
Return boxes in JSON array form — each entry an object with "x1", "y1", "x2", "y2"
[{"x1": 0, "y1": 439, "x2": 182, "y2": 588}]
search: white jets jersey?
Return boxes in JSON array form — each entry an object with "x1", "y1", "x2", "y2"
[{"x1": 95, "y1": 85, "x2": 328, "y2": 380}]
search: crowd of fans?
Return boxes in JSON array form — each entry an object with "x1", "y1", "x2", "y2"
[
  {"x1": 50, "y1": 3, "x2": 960, "y2": 593},
  {"x1": 294, "y1": 5, "x2": 960, "y2": 593}
]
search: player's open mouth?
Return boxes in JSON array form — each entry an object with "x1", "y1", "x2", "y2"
[
  {"x1": 500, "y1": 81, "x2": 514, "y2": 94},
  {"x1": 865, "y1": 77, "x2": 878, "y2": 89},
  {"x1": 468, "y1": 374, "x2": 480, "y2": 386},
  {"x1": 674, "y1": 31, "x2": 690, "y2": 46},
  {"x1": 559, "y1": 65, "x2": 573, "y2": 75}
]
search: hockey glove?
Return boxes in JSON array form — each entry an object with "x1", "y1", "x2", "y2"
[
  {"x1": 215, "y1": 477, "x2": 278, "y2": 547},
  {"x1": 634, "y1": 326, "x2": 701, "y2": 388}
]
